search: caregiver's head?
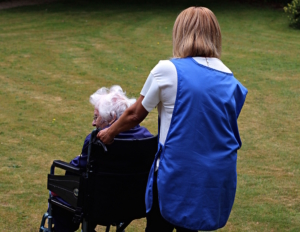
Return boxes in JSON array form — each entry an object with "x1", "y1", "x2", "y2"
[
  {"x1": 173, "y1": 7, "x2": 222, "y2": 59},
  {"x1": 89, "y1": 85, "x2": 136, "y2": 129}
]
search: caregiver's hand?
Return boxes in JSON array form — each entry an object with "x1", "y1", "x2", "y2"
[{"x1": 97, "y1": 128, "x2": 115, "y2": 144}]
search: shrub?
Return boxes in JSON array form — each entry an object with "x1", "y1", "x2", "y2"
[{"x1": 284, "y1": 0, "x2": 300, "y2": 28}]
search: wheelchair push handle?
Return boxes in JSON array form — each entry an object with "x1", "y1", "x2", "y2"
[{"x1": 91, "y1": 129, "x2": 108, "y2": 152}]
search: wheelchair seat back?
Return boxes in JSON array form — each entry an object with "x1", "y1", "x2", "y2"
[{"x1": 83, "y1": 130, "x2": 158, "y2": 225}]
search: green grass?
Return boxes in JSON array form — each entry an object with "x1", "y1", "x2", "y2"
[{"x1": 0, "y1": 0, "x2": 299, "y2": 231}]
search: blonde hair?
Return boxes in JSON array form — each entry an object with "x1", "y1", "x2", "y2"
[{"x1": 173, "y1": 7, "x2": 222, "y2": 58}]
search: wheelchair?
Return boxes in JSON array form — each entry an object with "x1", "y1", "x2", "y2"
[{"x1": 40, "y1": 129, "x2": 157, "y2": 232}]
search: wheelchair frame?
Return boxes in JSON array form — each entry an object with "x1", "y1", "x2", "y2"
[{"x1": 40, "y1": 129, "x2": 157, "y2": 232}]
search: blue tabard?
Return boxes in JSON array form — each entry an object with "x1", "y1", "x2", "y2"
[{"x1": 145, "y1": 57, "x2": 248, "y2": 231}]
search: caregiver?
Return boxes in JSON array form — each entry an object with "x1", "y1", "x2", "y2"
[{"x1": 98, "y1": 6, "x2": 248, "y2": 232}]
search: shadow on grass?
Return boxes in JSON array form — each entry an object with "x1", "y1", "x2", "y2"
[{"x1": 1, "y1": 0, "x2": 248, "y2": 14}]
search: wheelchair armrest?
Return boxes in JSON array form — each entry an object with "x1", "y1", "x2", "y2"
[{"x1": 52, "y1": 160, "x2": 83, "y2": 175}]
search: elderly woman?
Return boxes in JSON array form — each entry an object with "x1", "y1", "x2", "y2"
[
  {"x1": 52, "y1": 85, "x2": 152, "y2": 232},
  {"x1": 98, "y1": 7, "x2": 247, "y2": 232}
]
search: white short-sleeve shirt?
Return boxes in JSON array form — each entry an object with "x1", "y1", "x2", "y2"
[{"x1": 141, "y1": 57, "x2": 232, "y2": 145}]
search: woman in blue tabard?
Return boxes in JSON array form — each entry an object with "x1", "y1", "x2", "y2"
[{"x1": 98, "y1": 7, "x2": 248, "y2": 232}]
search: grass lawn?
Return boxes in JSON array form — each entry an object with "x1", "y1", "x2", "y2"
[{"x1": 0, "y1": 0, "x2": 299, "y2": 231}]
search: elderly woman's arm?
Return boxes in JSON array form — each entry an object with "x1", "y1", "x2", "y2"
[{"x1": 97, "y1": 95, "x2": 149, "y2": 144}]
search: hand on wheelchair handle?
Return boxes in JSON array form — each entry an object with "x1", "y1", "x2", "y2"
[{"x1": 97, "y1": 128, "x2": 114, "y2": 144}]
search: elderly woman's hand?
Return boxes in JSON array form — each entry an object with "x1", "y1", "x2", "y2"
[{"x1": 97, "y1": 128, "x2": 115, "y2": 144}]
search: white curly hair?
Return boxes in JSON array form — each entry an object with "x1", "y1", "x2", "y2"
[{"x1": 90, "y1": 85, "x2": 136, "y2": 126}]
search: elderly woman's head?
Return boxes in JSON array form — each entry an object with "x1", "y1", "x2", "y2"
[
  {"x1": 173, "y1": 7, "x2": 222, "y2": 59},
  {"x1": 89, "y1": 85, "x2": 135, "y2": 129}
]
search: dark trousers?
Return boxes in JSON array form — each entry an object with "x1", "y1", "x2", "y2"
[{"x1": 145, "y1": 179, "x2": 198, "y2": 232}]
